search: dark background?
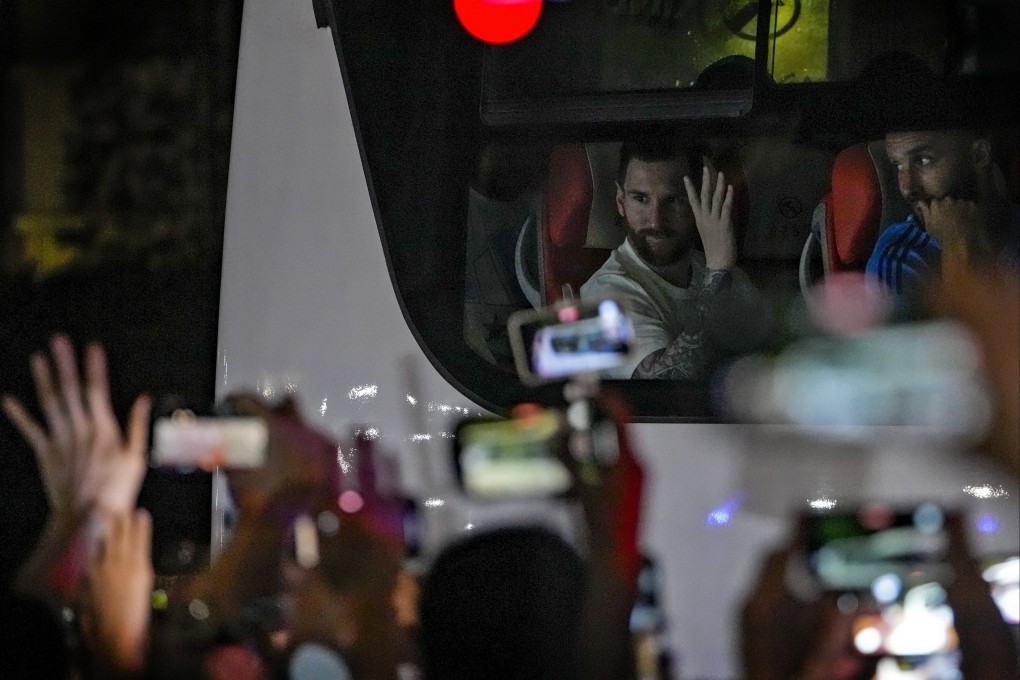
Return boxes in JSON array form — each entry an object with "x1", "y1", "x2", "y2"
[{"x1": 0, "y1": 0, "x2": 243, "y2": 587}]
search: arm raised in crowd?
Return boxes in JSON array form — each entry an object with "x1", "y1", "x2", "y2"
[
  {"x1": 3, "y1": 335, "x2": 153, "y2": 679},
  {"x1": 148, "y1": 394, "x2": 340, "y2": 679},
  {"x1": 943, "y1": 515, "x2": 1019, "y2": 679},
  {"x1": 82, "y1": 508, "x2": 155, "y2": 679},
  {"x1": 931, "y1": 236, "x2": 1020, "y2": 475},
  {"x1": 558, "y1": 389, "x2": 645, "y2": 680},
  {"x1": 3, "y1": 335, "x2": 151, "y2": 604},
  {"x1": 176, "y1": 394, "x2": 340, "y2": 619},
  {"x1": 151, "y1": 394, "x2": 408, "y2": 680},
  {"x1": 740, "y1": 532, "x2": 879, "y2": 680}
]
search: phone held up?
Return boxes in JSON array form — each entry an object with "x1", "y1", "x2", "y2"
[
  {"x1": 508, "y1": 296, "x2": 635, "y2": 385},
  {"x1": 801, "y1": 502, "x2": 953, "y2": 594},
  {"x1": 799, "y1": 503, "x2": 1019, "y2": 678},
  {"x1": 150, "y1": 407, "x2": 268, "y2": 471},
  {"x1": 451, "y1": 297, "x2": 632, "y2": 501},
  {"x1": 453, "y1": 408, "x2": 571, "y2": 501}
]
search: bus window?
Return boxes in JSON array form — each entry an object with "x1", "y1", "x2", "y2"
[{"x1": 323, "y1": 0, "x2": 1019, "y2": 420}]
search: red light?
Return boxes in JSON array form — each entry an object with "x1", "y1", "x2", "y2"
[{"x1": 454, "y1": 0, "x2": 542, "y2": 44}]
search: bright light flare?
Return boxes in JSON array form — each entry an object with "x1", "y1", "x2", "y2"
[
  {"x1": 808, "y1": 497, "x2": 837, "y2": 510},
  {"x1": 853, "y1": 625, "x2": 883, "y2": 655},
  {"x1": 963, "y1": 484, "x2": 1008, "y2": 499},
  {"x1": 454, "y1": 0, "x2": 542, "y2": 44},
  {"x1": 348, "y1": 384, "x2": 378, "y2": 401}
]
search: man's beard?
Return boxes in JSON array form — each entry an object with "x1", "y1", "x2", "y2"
[{"x1": 628, "y1": 228, "x2": 692, "y2": 268}]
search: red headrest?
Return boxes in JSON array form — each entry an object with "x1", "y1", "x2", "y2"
[
  {"x1": 541, "y1": 145, "x2": 614, "y2": 303},
  {"x1": 830, "y1": 142, "x2": 883, "y2": 269},
  {"x1": 544, "y1": 145, "x2": 593, "y2": 249}
]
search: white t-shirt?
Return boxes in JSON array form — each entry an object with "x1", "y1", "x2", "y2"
[{"x1": 580, "y1": 238, "x2": 773, "y2": 378}]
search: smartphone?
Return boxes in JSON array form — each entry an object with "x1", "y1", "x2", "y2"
[
  {"x1": 452, "y1": 409, "x2": 571, "y2": 500},
  {"x1": 802, "y1": 502, "x2": 953, "y2": 594},
  {"x1": 801, "y1": 503, "x2": 963, "y2": 675},
  {"x1": 151, "y1": 415, "x2": 268, "y2": 470},
  {"x1": 508, "y1": 297, "x2": 635, "y2": 384}
]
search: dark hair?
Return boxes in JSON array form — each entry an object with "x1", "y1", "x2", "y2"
[
  {"x1": 616, "y1": 137, "x2": 701, "y2": 189},
  {"x1": 418, "y1": 525, "x2": 585, "y2": 680},
  {"x1": 694, "y1": 54, "x2": 759, "y2": 90}
]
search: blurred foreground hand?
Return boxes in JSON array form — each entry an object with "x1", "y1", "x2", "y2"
[{"x1": 931, "y1": 246, "x2": 1019, "y2": 475}]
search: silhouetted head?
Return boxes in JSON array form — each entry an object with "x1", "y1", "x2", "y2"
[
  {"x1": 694, "y1": 54, "x2": 759, "y2": 90},
  {"x1": 418, "y1": 525, "x2": 585, "y2": 680}
]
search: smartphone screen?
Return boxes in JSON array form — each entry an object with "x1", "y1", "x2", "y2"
[
  {"x1": 151, "y1": 416, "x2": 268, "y2": 470},
  {"x1": 453, "y1": 410, "x2": 571, "y2": 500},
  {"x1": 802, "y1": 505, "x2": 1020, "y2": 679},
  {"x1": 803, "y1": 503, "x2": 952, "y2": 593},
  {"x1": 508, "y1": 297, "x2": 635, "y2": 384}
]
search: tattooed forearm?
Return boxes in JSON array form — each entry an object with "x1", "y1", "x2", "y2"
[
  {"x1": 632, "y1": 333, "x2": 705, "y2": 379},
  {"x1": 631, "y1": 269, "x2": 732, "y2": 380},
  {"x1": 695, "y1": 269, "x2": 730, "y2": 316}
]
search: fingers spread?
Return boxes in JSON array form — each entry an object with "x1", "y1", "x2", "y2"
[
  {"x1": 85, "y1": 343, "x2": 118, "y2": 432},
  {"x1": 683, "y1": 175, "x2": 699, "y2": 210},
  {"x1": 712, "y1": 171, "x2": 726, "y2": 215},
  {"x1": 2, "y1": 394, "x2": 50, "y2": 454},
  {"x1": 31, "y1": 351, "x2": 72, "y2": 448},
  {"x1": 126, "y1": 395, "x2": 153, "y2": 458},
  {"x1": 701, "y1": 165, "x2": 711, "y2": 208},
  {"x1": 51, "y1": 335, "x2": 91, "y2": 445}
]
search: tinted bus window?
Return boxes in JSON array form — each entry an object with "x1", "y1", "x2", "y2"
[{"x1": 325, "y1": 0, "x2": 1019, "y2": 420}]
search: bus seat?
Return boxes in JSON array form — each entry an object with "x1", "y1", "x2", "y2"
[
  {"x1": 540, "y1": 143, "x2": 622, "y2": 304},
  {"x1": 799, "y1": 140, "x2": 910, "y2": 292},
  {"x1": 739, "y1": 139, "x2": 833, "y2": 264}
]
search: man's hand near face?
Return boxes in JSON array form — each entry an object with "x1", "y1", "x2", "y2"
[
  {"x1": 917, "y1": 197, "x2": 981, "y2": 259},
  {"x1": 917, "y1": 195, "x2": 1014, "y2": 271}
]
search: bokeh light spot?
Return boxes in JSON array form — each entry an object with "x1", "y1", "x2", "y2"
[
  {"x1": 854, "y1": 626, "x2": 883, "y2": 655},
  {"x1": 705, "y1": 495, "x2": 742, "y2": 526},
  {"x1": 338, "y1": 490, "x2": 364, "y2": 514},
  {"x1": 975, "y1": 513, "x2": 1000, "y2": 534}
]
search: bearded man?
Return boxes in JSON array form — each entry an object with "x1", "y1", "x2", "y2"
[{"x1": 581, "y1": 138, "x2": 774, "y2": 379}]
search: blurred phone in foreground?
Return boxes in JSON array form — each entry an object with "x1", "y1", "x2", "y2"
[
  {"x1": 508, "y1": 297, "x2": 635, "y2": 385},
  {"x1": 802, "y1": 502, "x2": 953, "y2": 592},
  {"x1": 452, "y1": 407, "x2": 571, "y2": 500},
  {"x1": 151, "y1": 413, "x2": 268, "y2": 471},
  {"x1": 801, "y1": 504, "x2": 1019, "y2": 679}
]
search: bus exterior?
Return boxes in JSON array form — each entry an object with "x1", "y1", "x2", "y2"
[{"x1": 217, "y1": 0, "x2": 1020, "y2": 677}]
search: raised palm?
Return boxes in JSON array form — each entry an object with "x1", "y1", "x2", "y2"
[
  {"x1": 3, "y1": 335, "x2": 151, "y2": 514},
  {"x1": 684, "y1": 166, "x2": 736, "y2": 271}
]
